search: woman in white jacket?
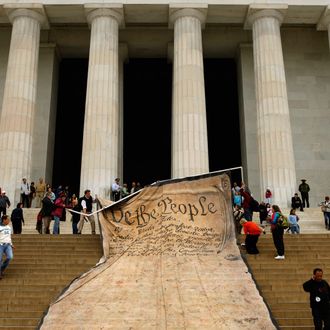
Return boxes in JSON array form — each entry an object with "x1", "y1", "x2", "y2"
[{"x1": 319, "y1": 196, "x2": 330, "y2": 230}]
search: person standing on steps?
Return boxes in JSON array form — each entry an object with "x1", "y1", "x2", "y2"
[
  {"x1": 111, "y1": 178, "x2": 121, "y2": 202},
  {"x1": 299, "y1": 179, "x2": 310, "y2": 209},
  {"x1": 41, "y1": 192, "x2": 56, "y2": 234},
  {"x1": 35, "y1": 177, "x2": 46, "y2": 208},
  {"x1": 10, "y1": 203, "x2": 24, "y2": 234},
  {"x1": 291, "y1": 192, "x2": 303, "y2": 212},
  {"x1": 240, "y1": 219, "x2": 265, "y2": 254},
  {"x1": 51, "y1": 193, "x2": 66, "y2": 235},
  {"x1": 77, "y1": 190, "x2": 96, "y2": 235},
  {"x1": 20, "y1": 178, "x2": 30, "y2": 208},
  {"x1": 0, "y1": 191, "x2": 11, "y2": 217},
  {"x1": 268, "y1": 204, "x2": 285, "y2": 260},
  {"x1": 318, "y1": 196, "x2": 330, "y2": 230},
  {"x1": 0, "y1": 215, "x2": 14, "y2": 280},
  {"x1": 303, "y1": 268, "x2": 330, "y2": 330}
]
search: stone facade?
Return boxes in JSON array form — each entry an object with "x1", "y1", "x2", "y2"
[{"x1": 0, "y1": 1, "x2": 329, "y2": 207}]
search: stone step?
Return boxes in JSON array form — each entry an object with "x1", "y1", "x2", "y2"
[
  {"x1": 0, "y1": 318, "x2": 39, "y2": 327},
  {"x1": 0, "y1": 312, "x2": 42, "y2": 319},
  {"x1": 0, "y1": 234, "x2": 102, "y2": 328},
  {"x1": 244, "y1": 234, "x2": 330, "y2": 329},
  {"x1": 252, "y1": 207, "x2": 329, "y2": 234},
  {"x1": 277, "y1": 318, "x2": 314, "y2": 327}
]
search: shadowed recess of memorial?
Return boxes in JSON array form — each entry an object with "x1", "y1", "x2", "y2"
[
  {"x1": 123, "y1": 59, "x2": 172, "y2": 187},
  {"x1": 52, "y1": 58, "x2": 241, "y2": 192},
  {"x1": 204, "y1": 58, "x2": 242, "y2": 183},
  {"x1": 53, "y1": 59, "x2": 88, "y2": 195}
]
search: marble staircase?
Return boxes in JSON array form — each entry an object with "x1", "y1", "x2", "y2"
[
  {"x1": 243, "y1": 234, "x2": 330, "y2": 330},
  {"x1": 253, "y1": 207, "x2": 328, "y2": 234},
  {"x1": 0, "y1": 235, "x2": 103, "y2": 329}
]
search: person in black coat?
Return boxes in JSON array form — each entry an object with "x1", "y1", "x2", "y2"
[
  {"x1": 10, "y1": 203, "x2": 24, "y2": 234},
  {"x1": 291, "y1": 193, "x2": 303, "y2": 211},
  {"x1": 303, "y1": 268, "x2": 330, "y2": 330}
]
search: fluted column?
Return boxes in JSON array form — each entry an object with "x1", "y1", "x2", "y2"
[
  {"x1": 117, "y1": 44, "x2": 128, "y2": 182},
  {"x1": 80, "y1": 5, "x2": 123, "y2": 198},
  {"x1": 317, "y1": 5, "x2": 330, "y2": 50},
  {"x1": 169, "y1": 6, "x2": 209, "y2": 178},
  {"x1": 246, "y1": 5, "x2": 296, "y2": 206},
  {"x1": 0, "y1": 6, "x2": 47, "y2": 203}
]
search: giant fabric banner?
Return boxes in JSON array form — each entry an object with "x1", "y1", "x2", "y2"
[
  {"x1": 40, "y1": 173, "x2": 275, "y2": 329},
  {"x1": 98, "y1": 174, "x2": 234, "y2": 260}
]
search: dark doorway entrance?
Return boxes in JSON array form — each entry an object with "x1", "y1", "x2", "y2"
[
  {"x1": 52, "y1": 59, "x2": 88, "y2": 195},
  {"x1": 204, "y1": 59, "x2": 241, "y2": 184},
  {"x1": 123, "y1": 59, "x2": 172, "y2": 188}
]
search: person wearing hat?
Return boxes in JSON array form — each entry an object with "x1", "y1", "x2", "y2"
[
  {"x1": 240, "y1": 219, "x2": 265, "y2": 254},
  {"x1": 299, "y1": 179, "x2": 310, "y2": 208},
  {"x1": 0, "y1": 191, "x2": 11, "y2": 218}
]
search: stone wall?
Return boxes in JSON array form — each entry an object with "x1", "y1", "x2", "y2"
[{"x1": 238, "y1": 27, "x2": 330, "y2": 206}]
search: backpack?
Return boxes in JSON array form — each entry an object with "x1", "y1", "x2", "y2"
[{"x1": 278, "y1": 214, "x2": 289, "y2": 229}]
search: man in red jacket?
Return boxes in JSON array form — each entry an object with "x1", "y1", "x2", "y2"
[
  {"x1": 51, "y1": 193, "x2": 66, "y2": 235},
  {"x1": 240, "y1": 219, "x2": 265, "y2": 254}
]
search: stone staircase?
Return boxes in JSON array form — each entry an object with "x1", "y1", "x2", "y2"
[
  {"x1": 0, "y1": 234, "x2": 103, "y2": 329},
  {"x1": 243, "y1": 234, "x2": 330, "y2": 330},
  {"x1": 253, "y1": 207, "x2": 327, "y2": 234}
]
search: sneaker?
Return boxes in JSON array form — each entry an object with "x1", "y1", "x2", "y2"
[{"x1": 274, "y1": 255, "x2": 285, "y2": 260}]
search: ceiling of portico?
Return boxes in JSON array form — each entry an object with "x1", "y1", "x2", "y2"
[
  {"x1": 0, "y1": 3, "x2": 328, "y2": 25},
  {"x1": 0, "y1": 3, "x2": 328, "y2": 58}
]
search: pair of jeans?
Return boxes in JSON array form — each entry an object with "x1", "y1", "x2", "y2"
[
  {"x1": 0, "y1": 243, "x2": 13, "y2": 272},
  {"x1": 53, "y1": 216, "x2": 60, "y2": 235},
  {"x1": 72, "y1": 222, "x2": 78, "y2": 234},
  {"x1": 323, "y1": 212, "x2": 330, "y2": 229},
  {"x1": 289, "y1": 224, "x2": 300, "y2": 234}
]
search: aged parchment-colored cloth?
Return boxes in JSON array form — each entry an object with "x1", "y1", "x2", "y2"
[{"x1": 40, "y1": 174, "x2": 275, "y2": 329}]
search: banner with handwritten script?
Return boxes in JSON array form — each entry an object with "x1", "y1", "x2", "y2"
[
  {"x1": 40, "y1": 173, "x2": 276, "y2": 329},
  {"x1": 98, "y1": 173, "x2": 235, "y2": 259}
]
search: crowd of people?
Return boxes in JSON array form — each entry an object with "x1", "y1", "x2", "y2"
[
  {"x1": 232, "y1": 179, "x2": 316, "y2": 260},
  {"x1": 0, "y1": 177, "x2": 145, "y2": 237},
  {"x1": 111, "y1": 178, "x2": 142, "y2": 201},
  {"x1": 1, "y1": 176, "x2": 330, "y2": 328}
]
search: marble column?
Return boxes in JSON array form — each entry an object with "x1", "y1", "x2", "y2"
[
  {"x1": 0, "y1": 6, "x2": 47, "y2": 204},
  {"x1": 117, "y1": 44, "x2": 128, "y2": 182},
  {"x1": 80, "y1": 5, "x2": 123, "y2": 198},
  {"x1": 317, "y1": 5, "x2": 330, "y2": 50},
  {"x1": 246, "y1": 5, "x2": 296, "y2": 206},
  {"x1": 169, "y1": 6, "x2": 209, "y2": 178}
]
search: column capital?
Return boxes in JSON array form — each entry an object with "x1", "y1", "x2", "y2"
[
  {"x1": 4, "y1": 4, "x2": 49, "y2": 29},
  {"x1": 244, "y1": 4, "x2": 288, "y2": 30},
  {"x1": 169, "y1": 4, "x2": 208, "y2": 28},
  {"x1": 317, "y1": 5, "x2": 330, "y2": 31},
  {"x1": 84, "y1": 4, "x2": 124, "y2": 28}
]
